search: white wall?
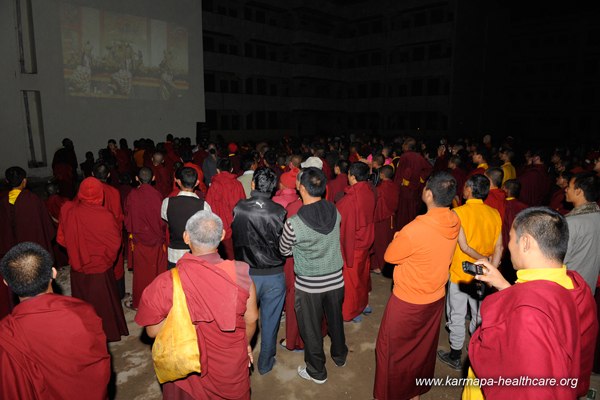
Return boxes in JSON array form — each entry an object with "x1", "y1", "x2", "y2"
[{"x1": 0, "y1": 0, "x2": 204, "y2": 177}]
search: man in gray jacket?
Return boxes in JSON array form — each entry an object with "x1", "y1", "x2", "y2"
[{"x1": 564, "y1": 172, "x2": 600, "y2": 293}]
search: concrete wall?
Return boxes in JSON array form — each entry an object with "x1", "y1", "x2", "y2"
[{"x1": 0, "y1": 0, "x2": 204, "y2": 177}]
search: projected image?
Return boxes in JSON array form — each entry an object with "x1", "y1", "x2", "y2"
[{"x1": 60, "y1": 3, "x2": 189, "y2": 100}]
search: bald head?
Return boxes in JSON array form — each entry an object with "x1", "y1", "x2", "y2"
[
  {"x1": 0, "y1": 242, "x2": 53, "y2": 298},
  {"x1": 138, "y1": 167, "x2": 153, "y2": 184}
]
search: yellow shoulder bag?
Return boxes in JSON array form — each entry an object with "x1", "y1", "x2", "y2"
[{"x1": 152, "y1": 268, "x2": 201, "y2": 383}]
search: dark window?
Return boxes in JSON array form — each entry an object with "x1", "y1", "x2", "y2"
[
  {"x1": 270, "y1": 84, "x2": 277, "y2": 96},
  {"x1": 202, "y1": 0, "x2": 213, "y2": 12},
  {"x1": 203, "y1": 37, "x2": 214, "y2": 52},
  {"x1": 218, "y1": 44, "x2": 227, "y2": 53},
  {"x1": 411, "y1": 79, "x2": 423, "y2": 96},
  {"x1": 229, "y1": 8, "x2": 238, "y2": 18},
  {"x1": 257, "y1": 79, "x2": 266, "y2": 95},
  {"x1": 232, "y1": 115, "x2": 240, "y2": 130},
  {"x1": 220, "y1": 80, "x2": 229, "y2": 93},
  {"x1": 409, "y1": 112, "x2": 421, "y2": 129},
  {"x1": 256, "y1": 111, "x2": 266, "y2": 129},
  {"x1": 358, "y1": 53, "x2": 368, "y2": 67},
  {"x1": 204, "y1": 73, "x2": 215, "y2": 92},
  {"x1": 217, "y1": 6, "x2": 227, "y2": 15},
  {"x1": 372, "y1": 52, "x2": 382, "y2": 65},
  {"x1": 370, "y1": 82, "x2": 380, "y2": 97},
  {"x1": 427, "y1": 78, "x2": 440, "y2": 95},
  {"x1": 358, "y1": 83, "x2": 367, "y2": 98},
  {"x1": 398, "y1": 84, "x2": 407, "y2": 97},
  {"x1": 206, "y1": 109, "x2": 218, "y2": 130},
  {"x1": 220, "y1": 115, "x2": 229, "y2": 130},
  {"x1": 246, "y1": 113, "x2": 253, "y2": 129},
  {"x1": 230, "y1": 80, "x2": 239, "y2": 93},
  {"x1": 255, "y1": 10, "x2": 265, "y2": 23},
  {"x1": 414, "y1": 12, "x2": 427, "y2": 27},
  {"x1": 269, "y1": 112, "x2": 277, "y2": 128},
  {"x1": 429, "y1": 43, "x2": 442, "y2": 59},
  {"x1": 229, "y1": 45, "x2": 238, "y2": 55},
  {"x1": 245, "y1": 78, "x2": 253, "y2": 94},
  {"x1": 430, "y1": 8, "x2": 444, "y2": 24},
  {"x1": 245, "y1": 43, "x2": 253, "y2": 57},
  {"x1": 412, "y1": 47, "x2": 425, "y2": 61},
  {"x1": 256, "y1": 45, "x2": 266, "y2": 59},
  {"x1": 244, "y1": 8, "x2": 252, "y2": 20}
]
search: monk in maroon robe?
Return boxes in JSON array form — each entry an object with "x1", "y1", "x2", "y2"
[
  {"x1": 394, "y1": 138, "x2": 432, "y2": 230},
  {"x1": 518, "y1": 151, "x2": 552, "y2": 206},
  {"x1": 272, "y1": 171, "x2": 305, "y2": 350},
  {"x1": 327, "y1": 159, "x2": 350, "y2": 203},
  {"x1": 45, "y1": 183, "x2": 69, "y2": 267},
  {"x1": 92, "y1": 163, "x2": 126, "y2": 297},
  {"x1": 57, "y1": 177, "x2": 128, "y2": 342},
  {"x1": 150, "y1": 152, "x2": 173, "y2": 198},
  {"x1": 549, "y1": 171, "x2": 572, "y2": 215},
  {"x1": 337, "y1": 162, "x2": 376, "y2": 321},
  {"x1": 124, "y1": 168, "x2": 168, "y2": 309},
  {"x1": 465, "y1": 145, "x2": 490, "y2": 181},
  {"x1": 135, "y1": 210, "x2": 258, "y2": 399},
  {"x1": 0, "y1": 167, "x2": 55, "y2": 319},
  {"x1": 371, "y1": 166, "x2": 399, "y2": 273},
  {"x1": 448, "y1": 155, "x2": 467, "y2": 206},
  {"x1": 206, "y1": 158, "x2": 246, "y2": 260},
  {"x1": 470, "y1": 208, "x2": 598, "y2": 399},
  {"x1": 484, "y1": 167, "x2": 506, "y2": 220},
  {"x1": 0, "y1": 242, "x2": 110, "y2": 400},
  {"x1": 51, "y1": 138, "x2": 78, "y2": 199}
]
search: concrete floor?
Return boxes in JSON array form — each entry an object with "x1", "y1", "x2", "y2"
[{"x1": 55, "y1": 267, "x2": 599, "y2": 400}]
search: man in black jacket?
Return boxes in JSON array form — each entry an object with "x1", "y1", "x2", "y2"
[{"x1": 231, "y1": 167, "x2": 286, "y2": 375}]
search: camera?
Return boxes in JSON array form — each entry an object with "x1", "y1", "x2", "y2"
[{"x1": 462, "y1": 261, "x2": 484, "y2": 276}]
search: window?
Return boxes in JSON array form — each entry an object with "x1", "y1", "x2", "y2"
[
  {"x1": 16, "y1": 0, "x2": 37, "y2": 73},
  {"x1": 256, "y1": 45, "x2": 266, "y2": 59},
  {"x1": 21, "y1": 91, "x2": 46, "y2": 167},
  {"x1": 244, "y1": 8, "x2": 252, "y2": 21},
  {"x1": 219, "y1": 80, "x2": 229, "y2": 93},
  {"x1": 411, "y1": 79, "x2": 423, "y2": 96},
  {"x1": 430, "y1": 8, "x2": 444, "y2": 24},
  {"x1": 255, "y1": 10, "x2": 265, "y2": 23},
  {"x1": 228, "y1": 8, "x2": 238, "y2": 18},
  {"x1": 256, "y1": 111, "x2": 266, "y2": 129},
  {"x1": 245, "y1": 78, "x2": 253, "y2": 94},
  {"x1": 204, "y1": 73, "x2": 215, "y2": 92},
  {"x1": 414, "y1": 12, "x2": 427, "y2": 27},
  {"x1": 257, "y1": 79, "x2": 266, "y2": 95},
  {"x1": 229, "y1": 45, "x2": 238, "y2": 55},
  {"x1": 203, "y1": 37, "x2": 215, "y2": 52},
  {"x1": 246, "y1": 113, "x2": 254, "y2": 129},
  {"x1": 270, "y1": 84, "x2": 277, "y2": 96},
  {"x1": 245, "y1": 43, "x2": 253, "y2": 57},
  {"x1": 427, "y1": 78, "x2": 440, "y2": 95},
  {"x1": 218, "y1": 44, "x2": 227, "y2": 54},
  {"x1": 220, "y1": 115, "x2": 229, "y2": 129},
  {"x1": 371, "y1": 52, "x2": 383, "y2": 65},
  {"x1": 429, "y1": 43, "x2": 442, "y2": 59},
  {"x1": 412, "y1": 47, "x2": 425, "y2": 61},
  {"x1": 232, "y1": 115, "x2": 240, "y2": 130},
  {"x1": 231, "y1": 80, "x2": 239, "y2": 93}
]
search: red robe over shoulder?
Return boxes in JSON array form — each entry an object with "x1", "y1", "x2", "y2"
[
  {"x1": 124, "y1": 184, "x2": 167, "y2": 308},
  {"x1": 470, "y1": 271, "x2": 597, "y2": 400},
  {"x1": 484, "y1": 188, "x2": 506, "y2": 221},
  {"x1": 337, "y1": 181, "x2": 376, "y2": 320},
  {"x1": 135, "y1": 253, "x2": 252, "y2": 400},
  {"x1": 58, "y1": 179, "x2": 128, "y2": 341},
  {"x1": 372, "y1": 180, "x2": 399, "y2": 270},
  {"x1": 327, "y1": 173, "x2": 349, "y2": 203},
  {"x1": 0, "y1": 190, "x2": 55, "y2": 319},
  {"x1": 549, "y1": 188, "x2": 571, "y2": 215},
  {"x1": 206, "y1": 172, "x2": 246, "y2": 241},
  {"x1": 101, "y1": 182, "x2": 125, "y2": 281},
  {"x1": 46, "y1": 194, "x2": 68, "y2": 223},
  {"x1": 0, "y1": 294, "x2": 110, "y2": 400},
  {"x1": 394, "y1": 151, "x2": 432, "y2": 230},
  {"x1": 518, "y1": 164, "x2": 552, "y2": 206}
]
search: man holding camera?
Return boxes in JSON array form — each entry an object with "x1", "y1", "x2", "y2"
[{"x1": 437, "y1": 174, "x2": 502, "y2": 370}]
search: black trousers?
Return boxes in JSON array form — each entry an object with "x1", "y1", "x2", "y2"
[{"x1": 295, "y1": 286, "x2": 348, "y2": 380}]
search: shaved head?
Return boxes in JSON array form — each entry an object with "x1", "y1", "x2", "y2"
[
  {"x1": 138, "y1": 167, "x2": 153, "y2": 184},
  {"x1": 0, "y1": 242, "x2": 53, "y2": 297}
]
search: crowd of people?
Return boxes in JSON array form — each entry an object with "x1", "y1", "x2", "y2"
[{"x1": 1, "y1": 131, "x2": 600, "y2": 399}]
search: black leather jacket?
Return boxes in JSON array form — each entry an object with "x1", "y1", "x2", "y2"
[{"x1": 231, "y1": 191, "x2": 286, "y2": 274}]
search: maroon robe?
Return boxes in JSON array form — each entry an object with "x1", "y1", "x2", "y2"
[
  {"x1": 272, "y1": 194, "x2": 305, "y2": 350},
  {"x1": 46, "y1": 194, "x2": 69, "y2": 267},
  {"x1": 0, "y1": 190, "x2": 55, "y2": 319},
  {"x1": 549, "y1": 188, "x2": 571, "y2": 215},
  {"x1": 371, "y1": 180, "x2": 399, "y2": 270},
  {"x1": 484, "y1": 188, "x2": 506, "y2": 221},
  {"x1": 124, "y1": 184, "x2": 168, "y2": 308},
  {"x1": 394, "y1": 152, "x2": 432, "y2": 230},
  {"x1": 336, "y1": 181, "x2": 376, "y2": 320},
  {"x1": 150, "y1": 163, "x2": 173, "y2": 199},
  {"x1": 57, "y1": 178, "x2": 128, "y2": 342},
  {"x1": 326, "y1": 173, "x2": 349, "y2": 203},
  {"x1": 135, "y1": 253, "x2": 252, "y2": 399},
  {"x1": 115, "y1": 148, "x2": 134, "y2": 175},
  {"x1": 470, "y1": 271, "x2": 597, "y2": 400},
  {"x1": 320, "y1": 157, "x2": 333, "y2": 181},
  {"x1": 0, "y1": 294, "x2": 110, "y2": 399},
  {"x1": 206, "y1": 172, "x2": 246, "y2": 259},
  {"x1": 518, "y1": 164, "x2": 552, "y2": 206},
  {"x1": 101, "y1": 183, "x2": 125, "y2": 282}
]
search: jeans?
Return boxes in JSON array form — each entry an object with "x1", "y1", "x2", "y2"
[{"x1": 251, "y1": 272, "x2": 286, "y2": 374}]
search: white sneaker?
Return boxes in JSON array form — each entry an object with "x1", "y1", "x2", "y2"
[{"x1": 297, "y1": 366, "x2": 327, "y2": 384}]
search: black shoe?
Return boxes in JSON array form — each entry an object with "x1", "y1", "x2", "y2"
[{"x1": 437, "y1": 350, "x2": 462, "y2": 371}]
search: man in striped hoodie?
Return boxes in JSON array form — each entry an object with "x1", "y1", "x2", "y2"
[{"x1": 279, "y1": 167, "x2": 347, "y2": 384}]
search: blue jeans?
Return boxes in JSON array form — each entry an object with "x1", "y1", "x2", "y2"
[{"x1": 251, "y1": 272, "x2": 286, "y2": 375}]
